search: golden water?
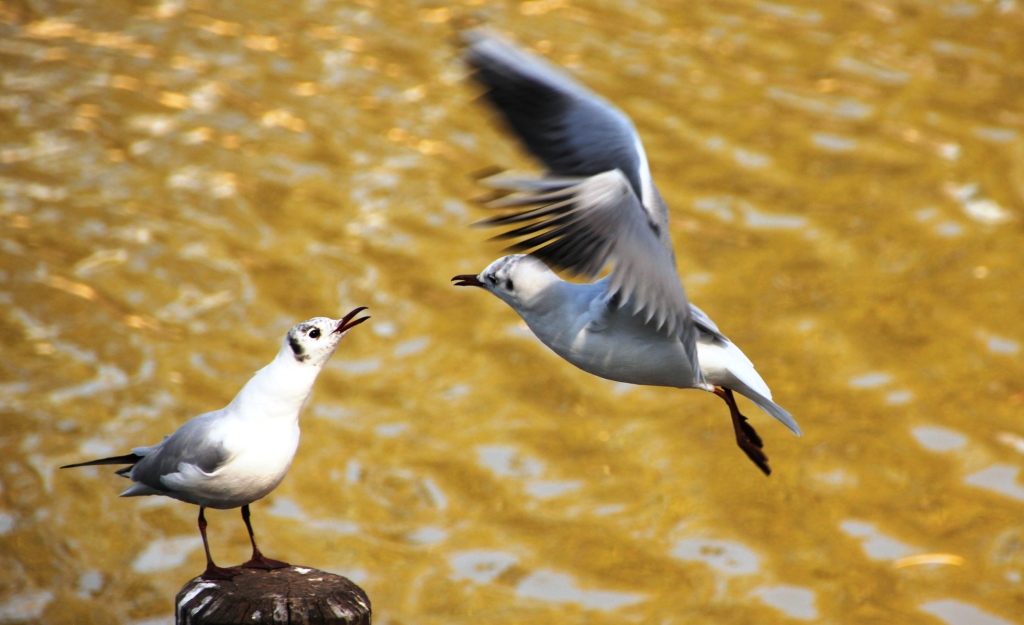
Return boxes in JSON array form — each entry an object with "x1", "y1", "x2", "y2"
[{"x1": 1, "y1": 0, "x2": 1023, "y2": 623}]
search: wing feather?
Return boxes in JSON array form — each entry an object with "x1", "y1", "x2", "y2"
[
  {"x1": 463, "y1": 29, "x2": 653, "y2": 215},
  {"x1": 128, "y1": 412, "x2": 232, "y2": 493}
]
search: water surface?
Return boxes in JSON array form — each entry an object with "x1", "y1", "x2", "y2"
[{"x1": 1, "y1": 1, "x2": 1023, "y2": 623}]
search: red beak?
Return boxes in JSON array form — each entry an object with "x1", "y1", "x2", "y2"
[
  {"x1": 452, "y1": 274, "x2": 484, "y2": 287},
  {"x1": 334, "y1": 306, "x2": 370, "y2": 334}
]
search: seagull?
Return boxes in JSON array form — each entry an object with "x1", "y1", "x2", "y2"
[
  {"x1": 452, "y1": 29, "x2": 800, "y2": 475},
  {"x1": 62, "y1": 308, "x2": 370, "y2": 580}
]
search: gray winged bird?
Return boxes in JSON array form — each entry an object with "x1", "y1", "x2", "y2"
[
  {"x1": 452, "y1": 30, "x2": 800, "y2": 475},
  {"x1": 62, "y1": 308, "x2": 369, "y2": 580}
]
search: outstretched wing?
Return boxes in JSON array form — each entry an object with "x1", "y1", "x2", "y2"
[{"x1": 463, "y1": 29, "x2": 666, "y2": 231}]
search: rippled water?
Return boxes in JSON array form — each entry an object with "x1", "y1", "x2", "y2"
[{"x1": 1, "y1": 1, "x2": 1023, "y2": 623}]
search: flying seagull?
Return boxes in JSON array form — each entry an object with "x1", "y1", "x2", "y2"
[
  {"x1": 452, "y1": 29, "x2": 800, "y2": 474},
  {"x1": 62, "y1": 308, "x2": 370, "y2": 580}
]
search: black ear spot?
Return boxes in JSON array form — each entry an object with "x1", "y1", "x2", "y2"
[
  {"x1": 505, "y1": 279, "x2": 514, "y2": 290},
  {"x1": 289, "y1": 334, "x2": 309, "y2": 362}
]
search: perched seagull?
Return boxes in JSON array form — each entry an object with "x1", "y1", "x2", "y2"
[
  {"x1": 452, "y1": 30, "x2": 800, "y2": 474},
  {"x1": 62, "y1": 308, "x2": 370, "y2": 580}
]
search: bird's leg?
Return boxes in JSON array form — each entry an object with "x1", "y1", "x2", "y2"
[
  {"x1": 713, "y1": 387, "x2": 771, "y2": 476},
  {"x1": 198, "y1": 507, "x2": 241, "y2": 581},
  {"x1": 240, "y1": 504, "x2": 289, "y2": 570}
]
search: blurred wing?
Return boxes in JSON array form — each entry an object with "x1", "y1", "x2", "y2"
[
  {"x1": 479, "y1": 169, "x2": 701, "y2": 382},
  {"x1": 463, "y1": 29, "x2": 662, "y2": 224}
]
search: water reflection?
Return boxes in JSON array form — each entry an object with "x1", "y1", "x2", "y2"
[
  {"x1": 885, "y1": 389, "x2": 913, "y2": 404},
  {"x1": 476, "y1": 445, "x2": 544, "y2": 479},
  {"x1": 266, "y1": 497, "x2": 359, "y2": 534},
  {"x1": 740, "y1": 203, "x2": 807, "y2": 230},
  {"x1": 964, "y1": 465, "x2": 1024, "y2": 503},
  {"x1": 75, "y1": 570, "x2": 104, "y2": 599},
  {"x1": 848, "y1": 372, "x2": 892, "y2": 389},
  {"x1": 0, "y1": 591, "x2": 54, "y2": 622},
  {"x1": 515, "y1": 570, "x2": 644, "y2": 611},
  {"x1": 978, "y1": 331, "x2": 1021, "y2": 355},
  {"x1": 839, "y1": 520, "x2": 919, "y2": 561},
  {"x1": 132, "y1": 536, "x2": 204, "y2": 574},
  {"x1": 912, "y1": 425, "x2": 968, "y2": 452},
  {"x1": 0, "y1": 511, "x2": 17, "y2": 536},
  {"x1": 765, "y1": 86, "x2": 874, "y2": 120},
  {"x1": 524, "y1": 480, "x2": 582, "y2": 499},
  {"x1": 3, "y1": 0, "x2": 1024, "y2": 622},
  {"x1": 947, "y1": 183, "x2": 1013, "y2": 226},
  {"x1": 751, "y1": 585, "x2": 818, "y2": 620},
  {"x1": 670, "y1": 538, "x2": 760, "y2": 576},
  {"x1": 690, "y1": 195, "x2": 808, "y2": 229},
  {"x1": 920, "y1": 599, "x2": 1019, "y2": 625},
  {"x1": 996, "y1": 432, "x2": 1024, "y2": 455},
  {"x1": 811, "y1": 132, "x2": 857, "y2": 153},
  {"x1": 449, "y1": 550, "x2": 518, "y2": 584},
  {"x1": 405, "y1": 526, "x2": 447, "y2": 545}
]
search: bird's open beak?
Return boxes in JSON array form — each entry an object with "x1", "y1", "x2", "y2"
[
  {"x1": 452, "y1": 274, "x2": 484, "y2": 287},
  {"x1": 334, "y1": 306, "x2": 370, "y2": 334}
]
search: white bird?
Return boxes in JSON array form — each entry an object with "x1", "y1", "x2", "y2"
[
  {"x1": 62, "y1": 308, "x2": 369, "y2": 580},
  {"x1": 452, "y1": 30, "x2": 800, "y2": 474}
]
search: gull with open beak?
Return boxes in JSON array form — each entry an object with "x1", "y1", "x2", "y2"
[
  {"x1": 62, "y1": 308, "x2": 370, "y2": 580},
  {"x1": 453, "y1": 29, "x2": 800, "y2": 474}
]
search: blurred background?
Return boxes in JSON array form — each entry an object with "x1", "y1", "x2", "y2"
[{"x1": 1, "y1": 0, "x2": 1023, "y2": 623}]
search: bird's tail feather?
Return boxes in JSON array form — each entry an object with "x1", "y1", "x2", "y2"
[
  {"x1": 731, "y1": 385, "x2": 802, "y2": 436},
  {"x1": 61, "y1": 453, "x2": 142, "y2": 470}
]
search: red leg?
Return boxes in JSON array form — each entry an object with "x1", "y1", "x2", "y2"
[
  {"x1": 714, "y1": 387, "x2": 771, "y2": 476},
  {"x1": 241, "y1": 504, "x2": 289, "y2": 570},
  {"x1": 198, "y1": 507, "x2": 241, "y2": 581}
]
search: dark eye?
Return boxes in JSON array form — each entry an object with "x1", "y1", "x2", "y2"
[
  {"x1": 505, "y1": 279, "x2": 514, "y2": 290},
  {"x1": 487, "y1": 274, "x2": 497, "y2": 285},
  {"x1": 308, "y1": 328, "x2": 321, "y2": 339}
]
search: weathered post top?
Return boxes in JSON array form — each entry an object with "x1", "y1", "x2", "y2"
[{"x1": 175, "y1": 566, "x2": 371, "y2": 625}]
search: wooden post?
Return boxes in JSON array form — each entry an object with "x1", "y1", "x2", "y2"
[{"x1": 175, "y1": 566, "x2": 371, "y2": 625}]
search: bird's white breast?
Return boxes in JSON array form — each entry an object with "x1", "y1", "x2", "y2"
[{"x1": 188, "y1": 416, "x2": 300, "y2": 509}]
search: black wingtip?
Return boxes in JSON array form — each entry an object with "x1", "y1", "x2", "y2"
[{"x1": 61, "y1": 452, "x2": 142, "y2": 470}]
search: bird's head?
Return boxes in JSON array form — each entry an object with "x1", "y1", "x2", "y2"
[
  {"x1": 286, "y1": 307, "x2": 369, "y2": 366},
  {"x1": 452, "y1": 254, "x2": 556, "y2": 310}
]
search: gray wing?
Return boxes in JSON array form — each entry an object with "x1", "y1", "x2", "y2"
[
  {"x1": 463, "y1": 29, "x2": 667, "y2": 232},
  {"x1": 129, "y1": 411, "x2": 231, "y2": 493},
  {"x1": 480, "y1": 169, "x2": 702, "y2": 383}
]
